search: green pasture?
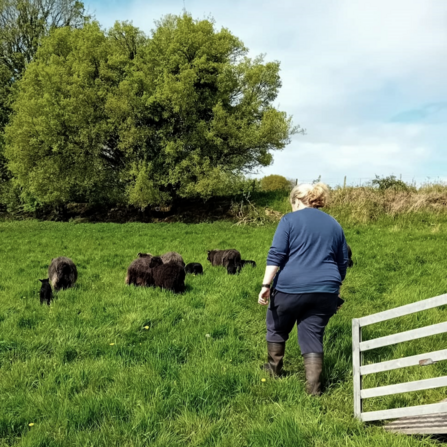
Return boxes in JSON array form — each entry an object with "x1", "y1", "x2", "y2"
[{"x1": 1, "y1": 215, "x2": 447, "y2": 446}]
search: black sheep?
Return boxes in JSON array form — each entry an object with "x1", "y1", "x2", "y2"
[
  {"x1": 48, "y1": 257, "x2": 77, "y2": 291},
  {"x1": 207, "y1": 249, "x2": 241, "y2": 268},
  {"x1": 160, "y1": 251, "x2": 185, "y2": 267},
  {"x1": 126, "y1": 256, "x2": 162, "y2": 287},
  {"x1": 39, "y1": 279, "x2": 53, "y2": 305},
  {"x1": 241, "y1": 260, "x2": 257, "y2": 268},
  {"x1": 347, "y1": 244, "x2": 353, "y2": 267},
  {"x1": 151, "y1": 259, "x2": 186, "y2": 294},
  {"x1": 226, "y1": 259, "x2": 242, "y2": 275},
  {"x1": 185, "y1": 263, "x2": 203, "y2": 275}
]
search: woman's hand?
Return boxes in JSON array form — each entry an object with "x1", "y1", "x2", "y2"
[
  {"x1": 258, "y1": 287, "x2": 270, "y2": 305},
  {"x1": 259, "y1": 266, "x2": 278, "y2": 306}
]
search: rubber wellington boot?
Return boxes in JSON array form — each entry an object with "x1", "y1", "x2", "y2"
[
  {"x1": 303, "y1": 353, "x2": 324, "y2": 395},
  {"x1": 262, "y1": 342, "x2": 285, "y2": 378}
]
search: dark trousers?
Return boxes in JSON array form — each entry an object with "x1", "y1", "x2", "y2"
[{"x1": 266, "y1": 291, "x2": 337, "y2": 354}]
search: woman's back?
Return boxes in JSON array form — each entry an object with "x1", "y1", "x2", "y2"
[
  {"x1": 260, "y1": 182, "x2": 349, "y2": 393},
  {"x1": 268, "y1": 207, "x2": 348, "y2": 294}
]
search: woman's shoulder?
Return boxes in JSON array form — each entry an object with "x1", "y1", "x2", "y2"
[
  {"x1": 277, "y1": 213, "x2": 292, "y2": 227},
  {"x1": 281, "y1": 211, "x2": 294, "y2": 220},
  {"x1": 318, "y1": 209, "x2": 344, "y2": 231},
  {"x1": 282, "y1": 208, "x2": 340, "y2": 226},
  {"x1": 304, "y1": 208, "x2": 344, "y2": 228}
]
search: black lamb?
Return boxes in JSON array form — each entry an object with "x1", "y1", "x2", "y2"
[
  {"x1": 39, "y1": 279, "x2": 53, "y2": 305},
  {"x1": 185, "y1": 263, "x2": 203, "y2": 275},
  {"x1": 241, "y1": 260, "x2": 257, "y2": 268},
  {"x1": 227, "y1": 259, "x2": 242, "y2": 275},
  {"x1": 347, "y1": 244, "x2": 353, "y2": 268}
]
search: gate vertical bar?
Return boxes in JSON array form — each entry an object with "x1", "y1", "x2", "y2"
[{"x1": 352, "y1": 318, "x2": 363, "y2": 419}]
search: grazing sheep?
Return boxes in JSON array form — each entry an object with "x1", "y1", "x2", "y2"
[
  {"x1": 185, "y1": 263, "x2": 203, "y2": 275},
  {"x1": 151, "y1": 259, "x2": 186, "y2": 294},
  {"x1": 138, "y1": 252, "x2": 153, "y2": 259},
  {"x1": 126, "y1": 256, "x2": 162, "y2": 287},
  {"x1": 39, "y1": 279, "x2": 53, "y2": 305},
  {"x1": 241, "y1": 260, "x2": 257, "y2": 268},
  {"x1": 48, "y1": 257, "x2": 77, "y2": 291},
  {"x1": 347, "y1": 244, "x2": 353, "y2": 268},
  {"x1": 160, "y1": 251, "x2": 185, "y2": 267},
  {"x1": 207, "y1": 249, "x2": 241, "y2": 268},
  {"x1": 337, "y1": 296, "x2": 345, "y2": 309},
  {"x1": 226, "y1": 260, "x2": 242, "y2": 275}
]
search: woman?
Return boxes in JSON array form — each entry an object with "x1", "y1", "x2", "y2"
[{"x1": 258, "y1": 182, "x2": 349, "y2": 395}]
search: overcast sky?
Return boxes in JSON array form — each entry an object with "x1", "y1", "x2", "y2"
[{"x1": 89, "y1": 0, "x2": 447, "y2": 186}]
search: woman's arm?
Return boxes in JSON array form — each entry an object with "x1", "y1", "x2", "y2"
[
  {"x1": 259, "y1": 217, "x2": 290, "y2": 305},
  {"x1": 266, "y1": 217, "x2": 290, "y2": 267},
  {"x1": 258, "y1": 265, "x2": 279, "y2": 305},
  {"x1": 336, "y1": 235, "x2": 349, "y2": 281},
  {"x1": 263, "y1": 265, "x2": 279, "y2": 285}
]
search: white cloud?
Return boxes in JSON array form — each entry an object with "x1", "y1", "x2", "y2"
[{"x1": 90, "y1": 0, "x2": 447, "y2": 182}]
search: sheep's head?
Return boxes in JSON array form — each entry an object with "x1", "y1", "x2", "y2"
[
  {"x1": 207, "y1": 250, "x2": 215, "y2": 262},
  {"x1": 39, "y1": 279, "x2": 50, "y2": 284},
  {"x1": 347, "y1": 244, "x2": 353, "y2": 268},
  {"x1": 227, "y1": 264, "x2": 239, "y2": 275},
  {"x1": 138, "y1": 253, "x2": 152, "y2": 258}
]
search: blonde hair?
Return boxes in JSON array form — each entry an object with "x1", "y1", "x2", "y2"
[{"x1": 290, "y1": 182, "x2": 329, "y2": 208}]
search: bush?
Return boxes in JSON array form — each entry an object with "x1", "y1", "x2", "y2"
[
  {"x1": 260, "y1": 175, "x2": 290, "y2": 192},
  {"x1": 371, "y1": 175, "x2": 413, "y2": 192}
]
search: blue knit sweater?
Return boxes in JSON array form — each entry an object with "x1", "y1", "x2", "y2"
[{"x1": 267, "y1": 208, "x2": 349, "y2": 294}]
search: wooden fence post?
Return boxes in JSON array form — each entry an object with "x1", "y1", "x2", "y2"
[{"x1": 352, "y1": 318, "x2": 363, "y2": 419}]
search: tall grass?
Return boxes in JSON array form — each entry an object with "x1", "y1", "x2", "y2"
[
  {"x1": 329, "y1": 184, "x2": 447, "y2": 223},
  {"x1": 1, "y1": 216, "x2": 447, "y2": 445},
  {"x1": 244, "y1": 184, "x2": 447, "y2": 225}
]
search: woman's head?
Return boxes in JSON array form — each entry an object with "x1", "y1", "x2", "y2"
[{"x1": 290, "y1": 182, "x2": 329, "y2": 210}]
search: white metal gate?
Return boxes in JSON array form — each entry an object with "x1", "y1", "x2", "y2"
[{"x1": 352, "y1": 293, "x2": 447, "y2": 422}]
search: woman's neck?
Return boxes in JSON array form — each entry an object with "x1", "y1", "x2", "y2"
[{"x1": 292, "y1": 201, "x2": 309, "y2": 212}]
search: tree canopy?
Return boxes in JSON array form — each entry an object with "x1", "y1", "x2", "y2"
[
  {"x1": 0, "y1": 0, "x2": 85, "y2": 78},
  {"x1": 0, "y1": 0, "x2": 86, "y2": 207},
  {"x1": 5, "y1": 14, "x2": 300, "y2": 207}
]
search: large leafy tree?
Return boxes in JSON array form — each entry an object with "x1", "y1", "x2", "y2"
[
  {"x1": 6, "y1": 14, "x2": 300, "y2": 207},
  {"x1": 0, "y1": 0, "x2": 85, "y2": 205}
]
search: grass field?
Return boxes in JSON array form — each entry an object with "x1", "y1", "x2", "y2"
[{"x1": 1, "y1": 214, "x2": 447, "y2": 446}]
